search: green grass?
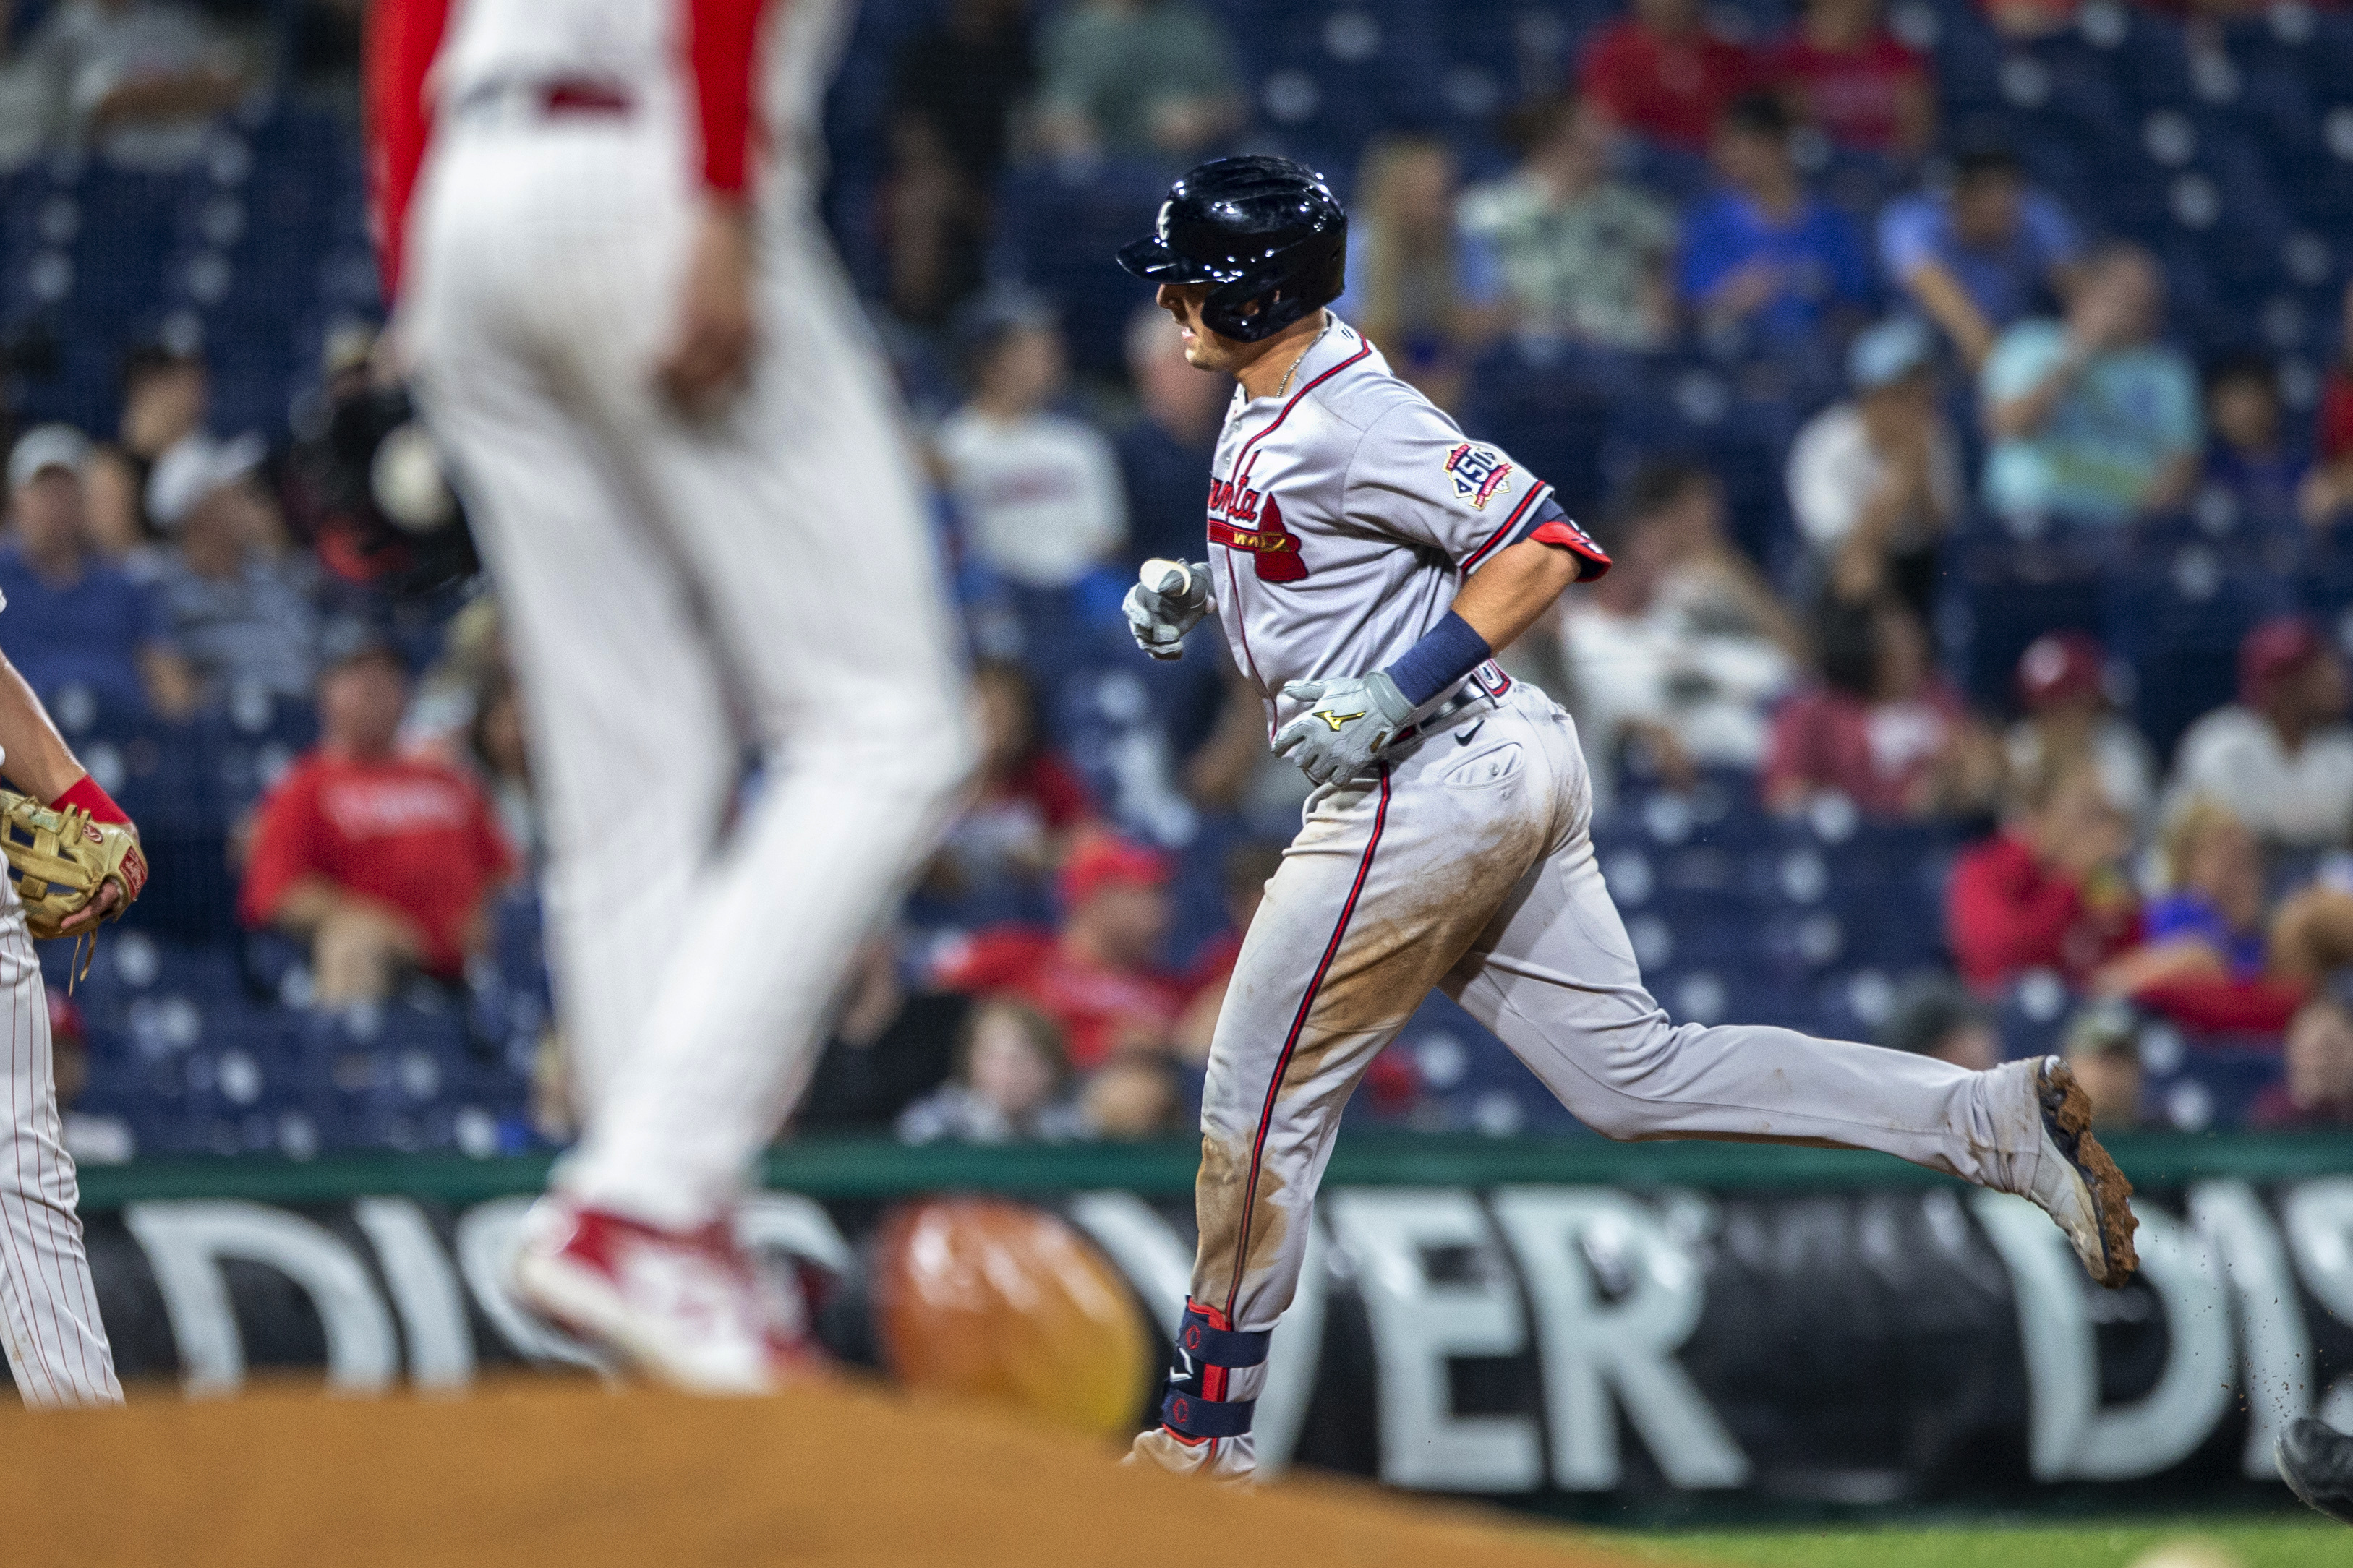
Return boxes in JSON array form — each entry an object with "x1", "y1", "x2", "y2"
[{"x1": 1592, "y1": 1517, "x2": 2347, "y2": 1568}]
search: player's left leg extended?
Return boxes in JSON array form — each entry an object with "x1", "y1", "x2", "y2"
[
  {"x1": 0, "y1": 912, "x2": 119, "y2": 1406},
  {"x1": 1445, "y1": 693, "x2": 2136, "y2": 1288},
  {"x1": 1135, "y1": 686, "x2": 1560, "y2": 1479}
]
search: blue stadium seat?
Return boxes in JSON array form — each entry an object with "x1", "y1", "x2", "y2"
[
  {"x1": 2146, "y1": 1035, "x2": 2284, "y2": 1131},
  {"x1": 1459, "y1": 338, "x2": 1615, "y2": 519},
  {"x1": 2099, "y1": 539, "x2": 2299, "y2": 759},
  {"x1": 991, "y1": 160, "x2": 1174, "y2": 379},
  {"x1": 0, "y1": 0, "x2": 2341, "y2": 1147},
  {"x1": 1247, "y1": 3, "x2": 1448, "y2": 170}
]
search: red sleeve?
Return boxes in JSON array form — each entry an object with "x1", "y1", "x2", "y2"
[
  {"x1": 364, "y1": 0, "x2": 451, "y2": 301},
  {"x1": 2320, "y1": 373, "x2": 2353, "y2": 463},
  {"x1": 2129, "y1": 976, "x2": 2307, "y2": 1036},
  {"x1": 685, "y1": 0, "x2": 772, "y2": 198},
  {"x1": 238, "y1": 763, "x2": 328, "y2": 929},
  {"x1": 1521, "y1": 497, "x2": 1613, "y2": 579},
  {"x1": 1946, "y1": 838, "x2": 2085, "y2": 990}
]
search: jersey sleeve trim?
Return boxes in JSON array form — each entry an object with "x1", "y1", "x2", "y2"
[
  {"x1": 364, "y1": 0, "x2": 450, "y2": 300},
  {"x1": 1460, "y1": 481, "x2": 1550, "y2": 573},
  {"x1": 1521, "y1": 496, "x2": 1613, "y2": 579}
]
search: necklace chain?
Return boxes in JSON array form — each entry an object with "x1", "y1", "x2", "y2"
[{"x1": 1272, "y1": 315, "x2": 1333, "y2": 400}]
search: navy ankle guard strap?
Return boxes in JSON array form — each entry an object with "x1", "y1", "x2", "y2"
[
  {"x1": 1179, "y1": 1303, "x2": 1270, "y2": 1368},
  {"x1": 1163, "y1": 1389, "x2": 1256, "y2": 1439}
]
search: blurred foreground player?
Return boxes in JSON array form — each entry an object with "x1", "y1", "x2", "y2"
[
  {"x1": 0, "y1": 625, "x2": 146, "y2": 1405},
  {"x1": 2279, "y1": 1418, "x2": 2353, "y2": 1526},
  {"x1": 375, "y1": 0, "x2": 974, "y2": 1390},
  {"x1": 1116, "y1": 157, "x2": 2139, "y2": 1480}
]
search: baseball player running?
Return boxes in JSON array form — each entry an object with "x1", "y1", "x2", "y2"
[
  {"x1": 380, "y1": 0, "x2": 973, "y2": 1390},
  {"x1": 1115, "y1": 157, "x2": 2138, "y2": 1481}
]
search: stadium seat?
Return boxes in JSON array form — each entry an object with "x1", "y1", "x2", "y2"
[
  {"x1": 2100, "y1": 539, "x2": 2299, "y2": 759},
  {"x1": 992, "y1": 161, "x2": 1175, "y2": 379},
  {"x1": 0, "y1": 0, "x2": 2340, "y2": 1155}
]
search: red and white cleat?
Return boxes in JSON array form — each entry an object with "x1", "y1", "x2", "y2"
[{"x1": 511, "y1": 1196, "x2": 785, "y2": 1395}]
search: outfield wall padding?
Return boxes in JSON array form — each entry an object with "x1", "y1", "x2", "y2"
[{"x1": 33, "y1": 1131, "x2": 2353, "y2": 1508}]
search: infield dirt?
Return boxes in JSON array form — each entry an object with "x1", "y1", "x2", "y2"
[{"x1": 0, "y1": 1374, "x2": 1661, "y2": 1567}]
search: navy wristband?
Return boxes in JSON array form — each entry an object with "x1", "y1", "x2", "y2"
[{"x1": 1383, "y1": 610, "x2": 1492, "y2": 708}]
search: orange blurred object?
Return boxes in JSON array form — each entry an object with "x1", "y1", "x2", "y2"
[{"x1": 873, "y1": 1197, "x2": 1153, "y2": 1439}]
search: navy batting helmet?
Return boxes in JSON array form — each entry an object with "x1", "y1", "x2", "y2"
[{"x1": 1116, "y1": 156, "x2": 1346, "y2": 345}]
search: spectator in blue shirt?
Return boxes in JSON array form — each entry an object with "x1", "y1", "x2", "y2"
[
  {"x1": 1679, "y1": 93, "x2": 1873, "y2": 344},
  {"x1": 2143, "y1": 796, "x2": 2269, "y2": 982},
  {"x1": 1879, "y1": 145, "x2": 2085, "y2": 372},
  {"x1": 1981, "y1": 243, "x2": 2200, "y2": 527},
  {"x1": 2200, "y1": 351, "x2": 2305, "y2": 540},
  {"x1": 0, "y1": 424, "x2": 190, "y2": 716}
]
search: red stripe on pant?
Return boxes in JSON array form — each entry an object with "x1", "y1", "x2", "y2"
[{"x1": 1221, "y1": 768, "x2": 1392, "y2": 1318}]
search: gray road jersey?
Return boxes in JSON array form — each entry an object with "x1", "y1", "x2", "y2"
[{"x1": 1203, "y1": 316, "x2": 1555, "y2": 734}]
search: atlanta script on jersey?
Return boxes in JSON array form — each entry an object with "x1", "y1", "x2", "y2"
[{"x1": 1197, "y1": 317, "x2": 1608, "y2": 732}]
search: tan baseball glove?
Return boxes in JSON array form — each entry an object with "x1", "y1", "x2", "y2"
[{"x1": 0, "y1": 789, "x2": 147, "y2": 962}]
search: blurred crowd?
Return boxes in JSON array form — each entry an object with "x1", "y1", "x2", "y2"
[
  {"x1": 0, "y1": 0, "x2": 356, "y2": 172},
  {"x1": 5, "y1": 0, "x2": 2353, "y2": 1157},
  {"x1": 848, "y1": 0, "x2": 2353, "y2": 1139}
]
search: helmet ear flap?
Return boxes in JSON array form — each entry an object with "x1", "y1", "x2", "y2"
[
  {"x1": 1197, "y1": 230, "x2": 1347, "y2": 346},
  {"x1": 1200, "y1": 278, "x2": 1282, "y2": 343}
]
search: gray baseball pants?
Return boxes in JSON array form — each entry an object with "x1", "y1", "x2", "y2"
[{"x1": 1180, "y1": 681, "x2": 2030, "y2": 1430}]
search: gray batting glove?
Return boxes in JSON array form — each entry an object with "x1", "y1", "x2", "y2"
[
  {"x1": 1272, "y1": 672, "x2": 1417, "y2": 787},
  {"x1": 1124, "y1": 560, "x2": 1214, "y2": 660}
]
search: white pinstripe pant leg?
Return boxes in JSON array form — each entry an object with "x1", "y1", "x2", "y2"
[
  {"x1": 0, "y1": 894, "x2": 120, "y2": 1406},
  {"x1": 560, "y1": 197, "x2": 975, "y2": 1226},
  {"x1": 408, "y1": 120, "x2": 975, "y2": 1228},
  {"x1": 409, "y1": 297, "x2": 739, "y2": 1113}
]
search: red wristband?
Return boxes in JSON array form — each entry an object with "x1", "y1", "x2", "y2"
[{"x1": 52, "y1": 774, "x2": 129, "y2": 826}]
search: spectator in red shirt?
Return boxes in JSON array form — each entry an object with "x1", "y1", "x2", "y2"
[
  {"x1": 1946, "y1": 754, "x2": 2142, "y2": 992},
  {"x1": 929, "y1": 835, "x2": 1188, "y2": 1069},
  {"x1": 1761, "y1": 0, "x2": 1934, "y2": 157},
  {"x1": 1577, "y1": 0, "x2": 1755, "y2": 153},
  {"x1": 1763, "y1": 594, "x2": 2004, "y2": 819},
  {"x1": 240, "y1": 625, "x2": 516, "y2": 1007},
  {"x1": 2304, "y1": 280, "x2": 2353, "y2": 526}
]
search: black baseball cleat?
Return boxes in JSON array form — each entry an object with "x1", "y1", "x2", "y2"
[{"x1": 2278, "y1": 1417, "x2": 2353, "y2": 1525}]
